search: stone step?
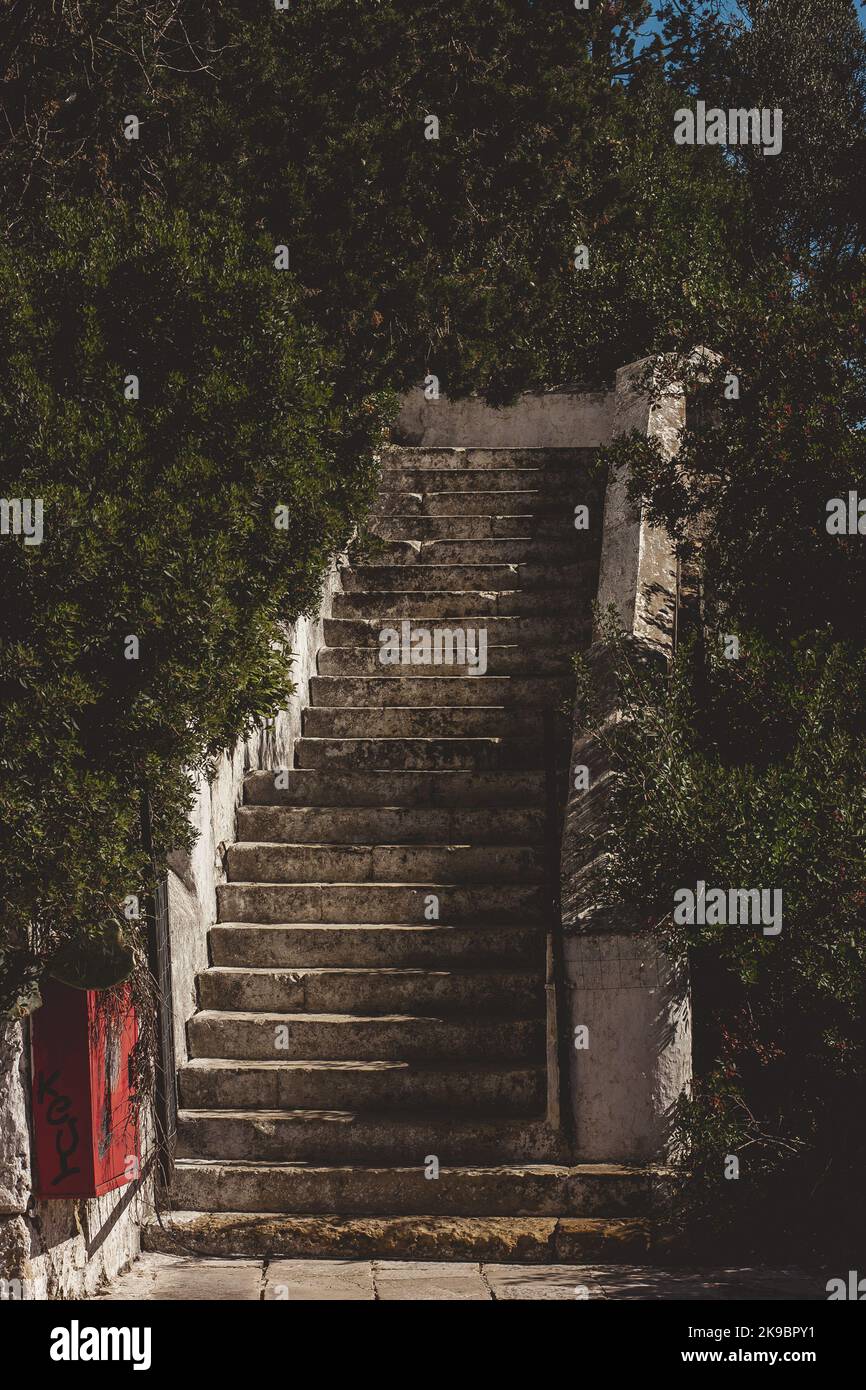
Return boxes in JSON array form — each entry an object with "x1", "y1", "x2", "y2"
[
  {"x1": 340, "y1": 562, "x2": 592, "y2": 592},
  {"x1": 178, "y1": 1059, "x2": 544, "y2": 1114},
  {"x1": 294, "y1": 736, "x2": 542, "y2": 772},
  {"x1": 355, "y1": 538, "x2": 582, "y2": 566},
  {"x1": 244, "y1": 769, "x2": 545, "y2": 807},
  {"x1": 323, "y1": 615, "x2": 586, "y2": 646},
  {"x1": 216, "y1": 881, "x2": 545, "y2": 924},
  {"x1": 186, "y1": 1011, "x2": 545, "y2": 1062},
  {"x1": 226, "y1": 843, "x2": 543, "y2": 885},
  {"x1": 309, "y1": 675, "x2": 570, "y2": 707},
  {"x1": 331, "y1": 588, "x2": 581, "y2": 619},
  {"x1": 144, "y1": 1209, "x2": 654, "y2": 1263},
  {"x1": 197, "y1": 966, "x2": 544, "y2": 1016},
  {"x1": 316, "y1": 646, "x2": 570, "y2": 677},
  {"x1": 176, "y1": 1111, "x2": 554, "y2": 1164},
  {"x1": 235, "y1": 805, "x2": 545, "y2": 845},
  {"x1": 209, "y1": 923, "x2": 545, "y2": 969},
  {"x1": 367, "y1": 515, "x2": 524, "y2": 540},
  {"x1": 375, "y1": 505, "x2": 600, "y2": 530},
  {"x1": 383, "y1": 468, "x2": 588, "y2": 493},
  {"x1": 375, "y1": 492, "x2": 561, "y2": 519},
  {"x1": 168, "y1": 1160, "x2": 657, "y2": 1217},
  {"x1": 301, "y1": 705, "x2": 543, "y2": 740},
  {"x1": 381, "y1": 446, "x2": 594, "y2": 469}
]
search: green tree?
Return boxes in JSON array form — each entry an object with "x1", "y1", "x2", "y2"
[
  {"x1": 592, "y1": 0, "x2": 866, "y2": 1257},
  {"x1": 0, "y1": 199, "x2": 387, "y2": 1014}
]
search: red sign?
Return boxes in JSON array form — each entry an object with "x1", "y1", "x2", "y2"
[{"x1": 31, "y1": 979, "x2": 139, "y2": 1198}]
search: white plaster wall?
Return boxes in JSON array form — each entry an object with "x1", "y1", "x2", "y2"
[
  {"x1": 564, "y1": 935, "x2": 692, "y2": 1163},
  {"x1": 596, "y1": 357, "x2": 683, "y2": 650},
  {"x1": 166, "y1": 558, "x2": 346, "y2": 1065}
]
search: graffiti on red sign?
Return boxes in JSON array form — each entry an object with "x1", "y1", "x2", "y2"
[{"x1": 36, "y1": 1069, "x2": 81, "y2": 1186}]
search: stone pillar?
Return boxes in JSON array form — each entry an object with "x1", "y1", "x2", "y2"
[{"x1": 560, "y1": 356, "x2": 692, "y2": 1164}]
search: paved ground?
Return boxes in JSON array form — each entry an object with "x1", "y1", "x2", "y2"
[{"x1": 93, "y1": 1253, "x2": 823, "y2": 1300}]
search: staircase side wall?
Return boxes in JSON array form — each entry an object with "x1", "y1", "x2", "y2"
[
  {"x1": 561, "y1": 357, "x2": 693, "y2": 1163},
  {"x1": 167, "y1": 558, "x2": 345, "y2": 1070}
]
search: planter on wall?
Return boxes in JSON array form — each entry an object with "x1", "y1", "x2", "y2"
[{"x1": 30, "y1": 977, "x2": 139, "y2": 1198}]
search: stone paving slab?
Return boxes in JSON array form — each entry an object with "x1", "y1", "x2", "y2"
[
  {"x1": 372, "y1": 1260, "x2": 489, "y2": 1300},
  {"x1": 264, "y1": 1259, "x2": 374, "y2": 1300},
  {"x1": 94, "y1": 1253, "x2": 823, "y2": 1301},
  {"x1": 96, "y1": 1254, "x2": 263, "y2": 1301}
]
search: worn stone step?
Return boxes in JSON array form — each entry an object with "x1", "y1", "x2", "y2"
[
  {"x1": 216, "y1": 881, "x2": 544, "y2": 925},
  {"x1": 226, "y1": 843, "x2": 543, "y2": 885},
  {"x1": 176, "y1": 1110, "x2": 555, "y2": 1164},
  {"x1": 235, "y1": 805, "x2": 545, "y2": 846},
  {"x1": 178, "y1": 1059, "x2": 545, "y2": 1114},
  {"x1": 369, "y1": 514, "x2": 530, "y2": 540},
  {"x1": 375, "y1": 487, "x2": 600, "y2": 517},
  {"x1": 376, "y1": 487, "x2": 595, "y2": 515},
  {"x1": 316, "y1": 646, "x2": 571, "y2": 677},
  {"x1": 355, "y1": 538, "x2": 582, "y2": 566},
  {"x1": 331, "y1": 588, "x2": 582, "y2": 619},
  {"x1": 341, "y1": 562, "x2": 592, "y2": 592},
  {"x1": 168, "y1": 1159, "x2": 657, "y2": 1217},
  {"x1": 186, "y1": 1011, "x2": 545, "y2": 1062},
  {"x1": 295, "y1": 736, "x2": 543, "y2": 772},
  {"x1": 374, "y1": 489, "x2": 542, "y2": 516},
  {"x1": 383, "y1": 468, "x2": 588, "y2": 493},
  {"x1": 323, "y1": 615, "x2": 586, "y2": 647},
  {"x1": 197, "y1": 966, "x2": 544, "y2": 1016},
  {"x1": 144, "y1": 1209, "x2": 654, "y2": 1263},
  {"x1": 309, "y1": 675, "x2": 570, "y2": 707},
  {"x1": 244, "y1": 769, "x2": 545, "y2": 807},
  {"x1": 382, "y1": 446, "x2": 594, "y2": 470},
  {"x1": 302, "y1": 705, "x2": 543, "y2": 740},
  {"x1": 209, "y1": 922, "x2": 545, "y2": 969}
]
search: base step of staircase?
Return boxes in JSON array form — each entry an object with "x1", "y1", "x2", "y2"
[
  {"x1": 143, "y1": 1210, "x2": 656, "y2": 1263},
  {"x1": 166, "y1": 1159, "x2": 665, "y2": 1216}
]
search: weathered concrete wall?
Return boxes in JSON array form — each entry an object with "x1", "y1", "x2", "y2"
[
  {"x1": 596, "y1": 358, "x2": 682, "y2": 650},
  {"x1": 392, "y1": 385, "x2": 614, "y2": 448},
  {"x1": 560, "y1": 357, "x2": 692, "y2": 1163}
]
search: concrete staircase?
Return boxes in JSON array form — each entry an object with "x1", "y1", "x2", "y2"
[{"x1": 147, "y1": 446, "x2": 665, "y2": 1262}]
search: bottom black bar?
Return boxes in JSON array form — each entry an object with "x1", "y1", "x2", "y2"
[{"x1": 7, "y1": 1293, "x2": 861, "y2": 1377}]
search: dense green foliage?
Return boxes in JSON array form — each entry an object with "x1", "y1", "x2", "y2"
[
  {"x1": 0, "y1": 197, "x2": 386, "y2": 1014},
  {"x1": 581, "y1": 620, "x2": 866, "y2": 1258},
  {"x1": 0, "y1": 1, "x2": 745, "y2": 399}
]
